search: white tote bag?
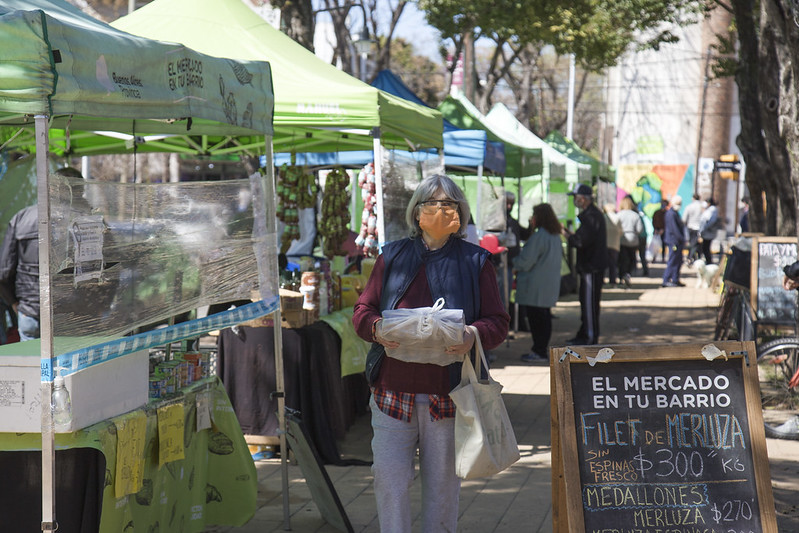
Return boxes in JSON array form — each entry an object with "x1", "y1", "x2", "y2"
[{"x1": 449, "y1": 326, "x2": 520, "y2": 479}]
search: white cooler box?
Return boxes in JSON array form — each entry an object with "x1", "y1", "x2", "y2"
[{"x1": 0, "y1": 339, "x2": 148, "y2": 433}]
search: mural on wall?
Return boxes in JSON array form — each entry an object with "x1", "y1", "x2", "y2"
[{"x1": 616, "y1": 163, "x2": 692, "y2": 219}]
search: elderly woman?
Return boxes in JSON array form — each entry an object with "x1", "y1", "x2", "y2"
[{"x1": 352, "y1": 174, "x2": 509, "y2": 532}]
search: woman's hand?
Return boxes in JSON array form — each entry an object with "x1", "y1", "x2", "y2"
[
  {"x1": 373, "y1": 319, "x2": 400, "y2": 349},
  {"x1": 445, "y1": 327, "x2": 476, "y2": 356}
]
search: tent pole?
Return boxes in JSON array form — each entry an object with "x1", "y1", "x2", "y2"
[
  {"x1": 476, "y1": 165, "x2": 483, "y2": 231},
  {"x1": 36, "y1": 115, "x2": 57, "y2": 533},
  {"x1": 372, "y1": 128, "x2": 386, "y2": 249},
  {"x1": 263, "y1": 138, "x2": 291, "y2": 530}
]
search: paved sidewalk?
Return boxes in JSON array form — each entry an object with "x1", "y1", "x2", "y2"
[{"x1": 206, "y1": 263, "x2": 799, "y2": 532}]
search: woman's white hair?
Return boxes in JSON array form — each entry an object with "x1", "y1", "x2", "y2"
[{"x1": 404, "y1": 174, "x2": 470, "y2": 239}]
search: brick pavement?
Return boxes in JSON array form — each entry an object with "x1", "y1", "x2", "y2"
[{"x1": 205, "y1": 262, "x2": 799, "y2": 532}]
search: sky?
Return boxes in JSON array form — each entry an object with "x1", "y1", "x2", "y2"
[{"x1": 311, "y1": 0, "x2": 443, "y2": 62}]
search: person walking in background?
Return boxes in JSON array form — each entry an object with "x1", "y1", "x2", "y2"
[
  {"x1": 563, "y1": 183, "x2": 607, "y2": 345},
  {"x1": 0, "y1": 167, "x2": 85, "y2": 342},
  {"x1": 514, "y1": 203, "x2": 563, "y2": 361},
  {"x1": 662, "y1": 195, "x2": 686, "y2": 287},
  {"x1": 651, "y1": 199, "x2": 668, "y2": 262},
  {"x1": 617, "y1": 196, "x2": 644, "y2": 289},
  {"x1": 352, "y1": 174, "x2": 509, "y2": 533},
  {"x1": 682, "y1": 193, "x2": 704, "y2": 262},
  {"x1": 636, "y1": 208, "x2": 650, "y2": 276},
  {"x1": 699, "y1": 198, "x2": 720, "y2": 264},
  {"x1": 603, "y1": 203, "x2": 622, "y2": 287},
  {"x1": 0, "y1": 204, "x2": 39, "y2": 341}
]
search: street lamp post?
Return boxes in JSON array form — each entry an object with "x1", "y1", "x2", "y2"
[{"x1": 351, "y1": 19, "x2": 372, "y2": 82}]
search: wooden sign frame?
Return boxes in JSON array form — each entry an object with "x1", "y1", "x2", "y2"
[
  {"x1": 750, "y1": 235, "x2": 798, "y2": 321},
  {"x1": 551, "y1": 341, "x2": 776, "y2": 533}
]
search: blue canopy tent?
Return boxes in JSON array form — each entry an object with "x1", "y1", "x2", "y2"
[{"x1": 275, "y1": 70, "x2": 505, "y2": 175}]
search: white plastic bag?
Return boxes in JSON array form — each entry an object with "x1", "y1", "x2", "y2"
[
  {"x1": 378, "y1": 297, "x2": 465, "y2": 366},
  {"x1": 450, "y1": 326, "x2": 520, "y2": 479}
]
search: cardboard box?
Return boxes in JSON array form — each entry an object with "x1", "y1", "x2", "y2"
[
  {"x1": 0, "y1": 340, "x2": 148, "y2": 433},
  {"x1": 279, "y1": 288, "x2": 303, "y2": 313}
]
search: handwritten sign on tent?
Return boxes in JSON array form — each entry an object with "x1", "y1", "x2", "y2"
[
  {"x1": 750, "y1": 236, "x2": 798, "y2": 324},
  {"x1": 551, "y1": 342, "x2": 776, "y2": 533}
]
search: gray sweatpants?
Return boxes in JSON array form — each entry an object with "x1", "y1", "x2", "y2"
[{"x1": 370, "y1": 394, "x2": 461, "y2": 532}]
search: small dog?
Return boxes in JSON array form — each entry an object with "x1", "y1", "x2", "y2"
[{"x1": 693, "y1": 258, "x2": 720, "y2": 289}]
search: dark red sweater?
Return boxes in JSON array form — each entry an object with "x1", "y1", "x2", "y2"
[{"x1": 352, "y1": 254, "x2": 510, "y2": 395}]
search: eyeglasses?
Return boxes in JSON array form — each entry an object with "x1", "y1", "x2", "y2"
[{"x1": 419, "y1": 200, "x2": 458, "y2": 214}]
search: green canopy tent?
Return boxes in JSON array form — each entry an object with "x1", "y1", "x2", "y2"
[
  {"x1": 0, "y1": 0, "x2": 281, "y2": 529},
  {"x1": 544, "y1": 130, "x2": 613, "y2": 181},
  {"x1": 438, "y1": 92, "x2": 544, "y2": 229},
  {"x1": 113, "y1": 0, "x2": 443, "y2": 154},
  {"x1": 483, "y1": 103, "x2": 592, "y2": 224},
  {"x1": 486, "y1": 103, "x2": 591, "y2": 184},
  {"x1": 112, "y1": 0, "x2": 443, "y2": 248}
]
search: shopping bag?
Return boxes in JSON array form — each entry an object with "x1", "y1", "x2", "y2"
[
  {"x1": 449, "y1": 326, "x2": 520, "y2": 479},
  {"x1": 379, "y1": 297, "x2": 465, "y2": 366}
]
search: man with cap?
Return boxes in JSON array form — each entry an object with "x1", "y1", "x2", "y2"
[
  {"x1": 563, "y1": 183, "x2": 607, "y2": 345},
  {"x1": 662, "y1": 195, "x2": 686, "y2": 287}
]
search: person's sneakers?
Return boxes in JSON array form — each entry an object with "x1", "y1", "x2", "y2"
[
  {"x1": 521, "y1": 351, "x2": 547, "y2": 362},
  {"x1": 623, "y1": 274, "x2": 632, "y2": 289}
]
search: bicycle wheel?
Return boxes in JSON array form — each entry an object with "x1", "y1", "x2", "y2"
[{"x1": 757, "y1": 338, "x2": 799, "y2": 439}]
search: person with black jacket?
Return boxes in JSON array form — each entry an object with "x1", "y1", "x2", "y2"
[
  {"x1": 0, "y1": 167, "x2": 86, "y2": 342},
  {"x1": 563, "y1": 183, "x2": 607, "y2": 345},
  {"x1": 0, "y1": 204, "x2": 40, "y2": 341}
]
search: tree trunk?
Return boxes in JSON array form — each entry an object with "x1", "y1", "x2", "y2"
[
  {"x1": 767, "y1": 0, "x2": 799, "y2": 236},
  {"x1": 463, "y1": 31, "x2": 475, "y2": 103},
  {"x1": 730, "y1": 0, "x2": 785, "y2": 235},
  {"x1": 760, "y1": 0, "x2": 797, "y2": 236}
]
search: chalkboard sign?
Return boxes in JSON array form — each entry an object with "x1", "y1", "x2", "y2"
[
  {"x1": 751, "y1": 236, "x2": 798, "y2": 323},
  {"x1": 552, "y1": 342, "x2": 776, "y2": 533}
]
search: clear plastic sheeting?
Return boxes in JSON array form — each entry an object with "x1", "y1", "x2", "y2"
[
  {"x1": 46, "y1": 171, "x2": 278, "y2": 362},
  {"x1": 380, "y1": 149, "x2": 444, "y2": 244}
]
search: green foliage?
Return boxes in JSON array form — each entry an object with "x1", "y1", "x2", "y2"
[{"x1": 419, "y1": 0, "x2": 707, "y2": 70}]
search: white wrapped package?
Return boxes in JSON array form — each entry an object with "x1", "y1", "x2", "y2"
[{"x1": 379, "y1": 298, "x2": 465, "y2": 366}]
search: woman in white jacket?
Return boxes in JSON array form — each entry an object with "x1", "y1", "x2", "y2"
[{"x1": 617, "y1": 196, "x2": 644, "y2": 288}]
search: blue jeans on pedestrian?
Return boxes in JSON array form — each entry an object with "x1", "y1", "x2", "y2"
[
  {"x1": 663, "y1": 243, "x2": 684, "y2": 284},
  {"x1": 18, "y1": 311, "x2": 40, "y2": 341}
]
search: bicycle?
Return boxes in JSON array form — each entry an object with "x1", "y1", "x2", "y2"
[
  {"x1": 715, "y1": 275, "x2": 799, "y2": 438},
  {"x1": 757, "y1": 335, "x2": 799, "y2": 438}
]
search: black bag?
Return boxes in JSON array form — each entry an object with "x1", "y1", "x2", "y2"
[
  {"x1": 559, "y1": 245, "x2": 578, "y2": 296},
  {"x1": 723, "y1": 245, "x2": 751, "y2": 288},
  {"x1": 560, "y1": 272, "x2": 578, "y2": 296}
]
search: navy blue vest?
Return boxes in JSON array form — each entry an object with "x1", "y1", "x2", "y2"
[{"x1": 364, "y1": 236, "x2": 489, "y2": 385}]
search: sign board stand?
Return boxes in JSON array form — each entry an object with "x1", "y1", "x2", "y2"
[
  {"x1": 750, "y1": 236, "x2": 798, "y2": 327},
  {"x1": 551, "y1": 341, "x2": 776, "y2": 533}
]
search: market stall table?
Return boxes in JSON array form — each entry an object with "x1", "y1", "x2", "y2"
[
  {"x1": 0, "y1": 377, "x2": 256, "y2": 533},
  {"x1": 217, "y1": 308, "x2": 371, "y2": 465}
]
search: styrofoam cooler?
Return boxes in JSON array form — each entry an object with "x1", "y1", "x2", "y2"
[{"x1": 0, "y1": 339, "x2": 148, "y2": 433}]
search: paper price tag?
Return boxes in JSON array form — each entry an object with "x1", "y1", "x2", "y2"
[
  {"x1": 157, "y1": 402, "x2": 185, "y2": 465},
  {"x1": 196, "y1": 391, "x2": 212, "y2": 432},
  {"x1": 114, "y1": 411, "x2": 147, "y2": 498}
]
